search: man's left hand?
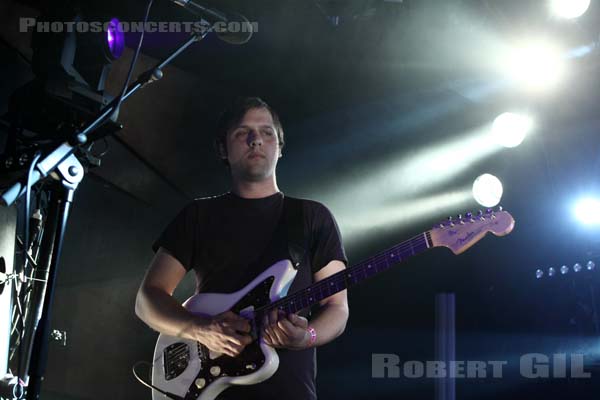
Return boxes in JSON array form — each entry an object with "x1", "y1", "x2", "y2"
[{"x1": 262, "y1": 309, "x2": 310, "y2": 350}]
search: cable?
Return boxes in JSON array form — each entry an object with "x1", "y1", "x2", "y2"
[
  {"x1": 132, "y1": 361, "x2": 184, "y2": 400},
  {"x1": 22, "y1": 152, "x2": 41, "y2": 274},
  {"x1": 81, "y1": 0, "x2": 154, "y2": 137},
  {"x1": 110, "y1": 0, "x2": 155, "y2": 123}
]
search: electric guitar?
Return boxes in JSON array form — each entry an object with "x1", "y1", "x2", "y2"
[{"x1": 151, "y1": 208, "x2": 515, "y2": 400}]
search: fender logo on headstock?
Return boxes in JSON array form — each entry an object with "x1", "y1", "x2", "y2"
[{"x1": 455, "y1": 231, "x2": 476, "y2": 245}]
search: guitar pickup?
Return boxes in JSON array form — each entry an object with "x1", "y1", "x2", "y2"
[{"x1": 164, "y1": 342, "x2": 190, "y2": 380}]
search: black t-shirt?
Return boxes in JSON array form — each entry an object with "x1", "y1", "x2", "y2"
[{"x1": 152, "y1": 191, "x2": 347, "y2": 399}]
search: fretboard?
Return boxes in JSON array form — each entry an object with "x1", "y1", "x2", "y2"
[{"x1": 260, "y1": 231, "x2": 433, "y2": 316}]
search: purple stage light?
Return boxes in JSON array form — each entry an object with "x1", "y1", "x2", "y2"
[{"x1": 106, "y1": 18, "x2": 124, "y2": 59}]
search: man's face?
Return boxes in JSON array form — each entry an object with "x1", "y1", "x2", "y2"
[{"x1": 225, "y1": 107, "x2": 281, "y2": 182}]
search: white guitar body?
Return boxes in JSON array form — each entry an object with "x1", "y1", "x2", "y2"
[{"x1": 151, "y1": 259, "x2": 297, "y2": 400}]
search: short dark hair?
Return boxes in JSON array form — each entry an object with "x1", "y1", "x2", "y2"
[{"x1": 214, "y1": 97, "x2": 285, "y2": 165}]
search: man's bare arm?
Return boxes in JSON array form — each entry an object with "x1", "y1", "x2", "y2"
[
  {"x1": 135, "y1": 248, "x2": 252, "y2": 357},
  {"x1": 305, "y1": 260, "x2": 349, "y2": 346},
  {"x1": 262, "y1": 260, "x2": 349, "y2": 349}
]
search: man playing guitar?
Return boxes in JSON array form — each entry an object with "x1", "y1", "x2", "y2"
[{"x1": 135, "y1": 97, "x2": 349, "y2": 399}]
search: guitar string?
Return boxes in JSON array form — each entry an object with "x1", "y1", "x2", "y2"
[
  {"x1": 255, "y1": 239, "x2": 425, "y2": 317},
  {"x1": 254, "y1": 232, "x2": 430, "y2": 317},
  {"x1": 273, "y1": 233, "x2": 428, "y2": 308},
  {"x1": 290, "y1": 218, "x2": 489, "y2": 309},
  {"x1": 291, "y1": 217, "x2": 493, "y2": 308}
]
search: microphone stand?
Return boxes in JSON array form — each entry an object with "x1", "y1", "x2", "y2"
[{"x1": 1, "y1": 27, "x2": 210, "y2": 400}]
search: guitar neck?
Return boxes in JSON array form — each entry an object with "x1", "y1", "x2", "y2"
[{"x1": 262, "y1": 231, "x2": 433, "y2": 315}]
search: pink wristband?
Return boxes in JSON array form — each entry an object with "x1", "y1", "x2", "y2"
[{"x1": 307, "y1": 326, "x2": 317, "y2": 346}]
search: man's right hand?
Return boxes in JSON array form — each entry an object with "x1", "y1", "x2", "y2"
[{"x1": 194, "y1": 311, "x2": 253, "y2": 357}]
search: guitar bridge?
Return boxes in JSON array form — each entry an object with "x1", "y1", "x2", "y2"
[{"x1": 164, "y1": 342, "x2": 190, "y2": 380}]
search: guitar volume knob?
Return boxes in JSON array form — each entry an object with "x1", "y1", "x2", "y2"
[
  {"x1": 195, "y1": 378, "x2": 206, "y2": 389},
  {"x1": 210, "y1": 366, "x2": 222, "y2": 376}
]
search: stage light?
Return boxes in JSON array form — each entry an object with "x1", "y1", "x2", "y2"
[
  {"x1": 4, "y1": 12, "x2": 125, "y2": 148},
  {"x1": 549, "y1": 0, "x2": 590, "y2": 19},
  {"x1": 504, "y1": 40, "x2": 565, "y2": 92},
  {"x1": 535, "y1": 262, "x2": 596, "y2": 279},
  {"x1": 574, "y1": 198, "x2": 600, "y2": 225},
  {"x1": 472, "y1": 174, "x2": 503, "y2": 207},
  {"x1": 587, "y1": 261, "x2": 595, "y2": 271},
  {"x1": 492, "y1": 112, "x2": 533, "y2": 148},
  {"x1": 536, "y1": 269, "x2": 544, "y2": 279},
  {"x1": 106, "y1": 18, "x2": 125, "y2": 60}
]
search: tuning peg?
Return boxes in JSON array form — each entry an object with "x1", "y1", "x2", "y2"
[
  {"x1": 465, "y1": 212, "x2": 473, "y2": 218},
  {"x1": 497, "y1": 206, "x2": 503, "y2": 212},
  {"x1": 457, "y1": 214, "x2": 466, "y2": 224},
  {"x1": 486, "y1": 208, "x2": 497, "y2": 219},
  {"x1": 447, "y1": 216, "x2": 454, "y2": 227},
  {"x1": 477, "y1": 210, "x2": 483, "y2": 216}
]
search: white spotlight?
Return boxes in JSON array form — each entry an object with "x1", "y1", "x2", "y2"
[
  {"x1": 492, "y1": 112, "x2": 533, "y2": 148},
  {"x1": 549, "y1": 0, "x2": 590, "y2": 19},
  {"x1": 587, "y1": 261, "x2": 596, "y2": 271},
  {"x1": 504, "y1": 40, "x2": 565, "y2": 92},
  {"x1": 472, "y1": 174, "x2": 503, "y2": 207},
  {"x1": 535, "y1": 269, "x2": 544, "y2": 279},
  {"x1": 574, "y1": 198, "x2": 600, "y2": 225}
]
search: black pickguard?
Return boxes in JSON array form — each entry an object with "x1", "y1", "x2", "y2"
[{"x1": 183, "y1": 276, "x2": 275, "y2": 400}]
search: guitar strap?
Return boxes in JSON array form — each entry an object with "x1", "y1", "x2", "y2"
[{"x1": 282, "y1": 196, "x2": 308, "y2": 270}]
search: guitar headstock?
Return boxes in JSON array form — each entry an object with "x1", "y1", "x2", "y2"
[{"x1": 429, "y1": 207, "x2": 515, "y2": 254}]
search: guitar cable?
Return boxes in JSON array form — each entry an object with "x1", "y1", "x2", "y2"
[{"x1": 132, "y1": 361, "x2": 185, "y2": 400}]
